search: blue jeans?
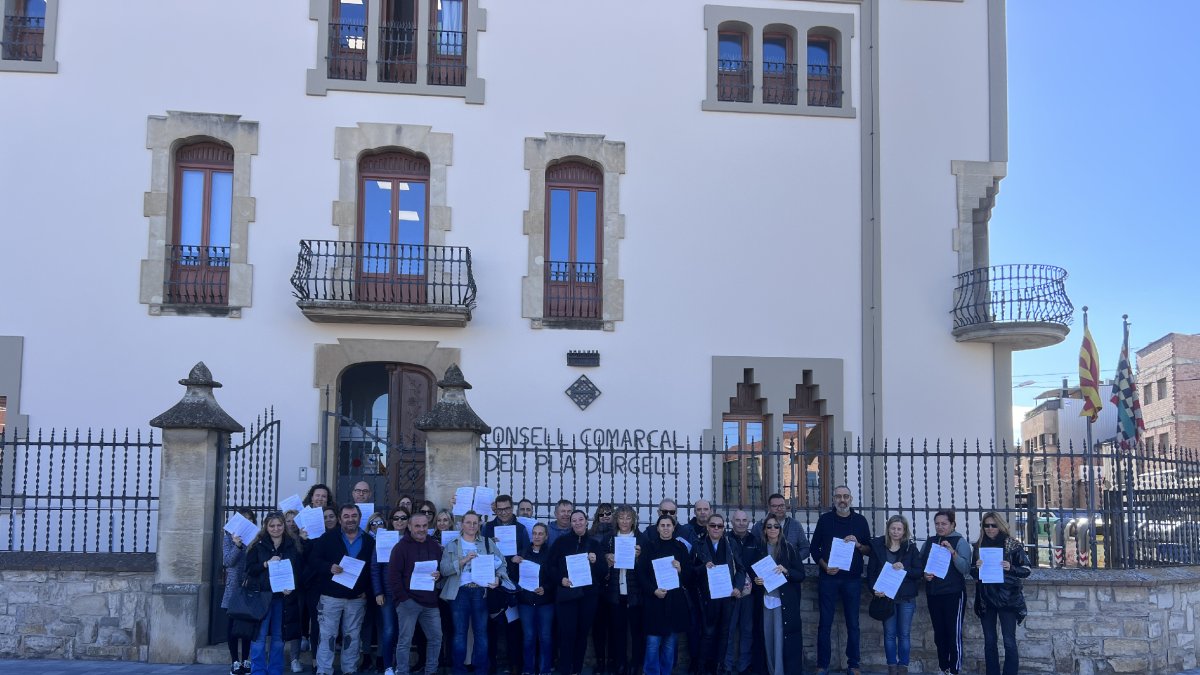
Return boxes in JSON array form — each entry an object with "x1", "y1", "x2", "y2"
[
  {"x1": 980, "y1": 607, "x2": 1019, "y2": 675},
  {"x1": 377, "y1": 596, "x2": 397, "y2": 668},
  {"x1": 817, "y1": 575, "x2": 861, "y2": 669},
  {"x1": 882, "y1": 599, "x2": 916, "y2": 666},
  {"x1": 518, "y1": 603, "x2": 553, "y2": 674},
  {"x1": 251, "y1": 597, "x2": 285, "y2": 675},
  {"x1": 451, "y1": 586, "x2": 489, "y2": 675},
  {"x1": 643, "y1": 633, "x2": 677, "y2": 675}
]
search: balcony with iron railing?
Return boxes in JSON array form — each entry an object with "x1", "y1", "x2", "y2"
[
  {"x1": 544, "y1": 260, "x2": 602, "y2": 329},
  {"x1": 807, "y1": 64, "x2": 842, "y2": 107},
  {"x1": 428, "y1": 29, "x2": 465, "y2": 86},
  {"x1": 164, "y1": 245, "x2": 230, "y2": 309},
  {"x1": 378, "y1": 20, "x2": 417, "y2": 83},
  {"x1": 290, "y1": 240, "x2": 475, "y2": 326},
  {"x1": 717, "y1": 59, "x2": 753, "y2": 102},
  {"x1": 763, "y1": 62, "x2": 798, "y2": 105},
  {"x1": 327, "y1": 21, "x2": 367, "y2": 81},
  {"x1": 1, "y1": 14, "x2": 44, "y2": 62},
  {"x1": 951, "y1": 263, "x2": 1073, "y2": 350}
]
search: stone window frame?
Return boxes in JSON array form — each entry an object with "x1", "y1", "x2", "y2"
[
  {"x1": 522, "y1": 133, "x2": 626, "y2": 331},
  {"x1": 702, "y1": 5, "x2": 855, "y2": 118},
  {"x1": 306, "y1": 0, "x2": 486, "y2": 103},
  {"x1": 140, "y1": 112, "x2": 259, "y2": 318},
  {"x1": 332, "y1": 123, "x2": 453, "y2": 248},
  {"x1": 0, "y1": 0, "x2": 58, "y2": 74}
]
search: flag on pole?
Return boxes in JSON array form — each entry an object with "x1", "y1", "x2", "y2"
[
  {"x1": 1078, "y1": 324, "x2": 1103, "y2": 422},
  {"x1": 1110, "y1": 330, "x2": 1145, "y2": 450}
]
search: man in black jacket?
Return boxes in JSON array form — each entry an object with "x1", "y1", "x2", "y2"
[
  {"x1": 726, "y1": 510, "x2": 764, "y2": 675},
  {"x1": 483, "y1": 494, "x2": 529, "y2": 675},
  {"x1": 694, "y1": 513, "x2": 744, "y2": 675},
  {"x1": 308, "y1": 503, "x2": 376, "y2": 675},
  {"x1": 810, "y1": 486, "x2": 871, "y2": 675}
]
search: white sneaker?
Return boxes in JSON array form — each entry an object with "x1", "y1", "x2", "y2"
[
  {"x1": 384, "y1": 668, "x2": 395, "y2": 675},
  {"x1": 290, "y1": 659, "x2": 303, "y2": 673}
]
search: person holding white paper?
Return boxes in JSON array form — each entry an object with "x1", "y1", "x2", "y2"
[
  {"x1": 601, "y1": 505, "x2": 645, "y2": 675},
  {"x1": 245, "y1": 511, "x2": 303, "y2": 675},
  {"x1": 517, "y1": 522, "x2": 555, "y2": 675},
  {"x1": 918, "y1": 509, "x2": 973, "y2": 675},
  {"x1": 753, "y1": 513, "x2": 807, "y2": 675},
  {"x1": 549, "y1": 509, "x2": 604, "y2": 675},
  {"x1": 386, "y1": 512, "x2": 444, "y2": 675},
  {"x1": 222, "y1": 508, "x2": 257, "y2": 675},
  {"x1": 637, "y1": 514, "x2": 692, "y2": 675},
  {"x1": 970, "y1": 511, "x2": 1031, "y2": 675},
  {"x1": 810, "y1": 486, "x2": 871, "y2": 675},
  {"x1": 439, "y1": 511, "x2": 508, "y2": 675},
  {"x1": 306, "y1": 503, "x2": 377, "y2": 675},
  {"x1": 482, "y1": 494, "x2": 530, "y2": 675},
  {"x1": 867, "y1": 515, "x2": 922, "y2": 675},
  {"x1": 369, "y1": 507, "x2": 408, "y2": 675},
  {"x1": 693, "y1": 513, "x2": 744, "y2": 675}
]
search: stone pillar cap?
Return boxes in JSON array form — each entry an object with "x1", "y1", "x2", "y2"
[
  {"x1": 415, "y1": 363, "x2": 491, "y2": 434},
  {"x1": 150, "y1": 362, "x2": 244, "y2": 432}
]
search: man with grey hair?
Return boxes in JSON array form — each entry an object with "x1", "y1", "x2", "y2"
[{"x1": 726, "y1": 509, "x2": 764, "y2": 675}]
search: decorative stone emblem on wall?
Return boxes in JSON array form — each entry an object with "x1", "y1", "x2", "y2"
[{"x1": 565, "y1": 375, "x2": 601, "y2": 410}]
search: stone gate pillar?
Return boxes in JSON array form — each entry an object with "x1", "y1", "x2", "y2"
[
  {"x1": 147, "y1": 362, "x2": 244, "y2": 663},
  {"x1": 416, "y1": 364, "x2": 491, "y2": 511}
]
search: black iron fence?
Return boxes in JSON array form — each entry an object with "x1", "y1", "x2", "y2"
[
  {"x1": 952, "y1": 263, "x2": 1073, "y2": 329},
  {"x1": 807, "y1": 64, "x2": 842, "y2": 107},
  {"x1": 0, "y1": 428, "x2": 160, "y2": 553},
  {"x1": 165, "y1": 244, "x2": 230, "y2": 306},
  {"x1": 1, "y1": 14, "x2": 44, "y2": 62},
  {"x1": 290, "y1": 240, "x2": 477, "y2": 310},
  {"x1": 479, "y1": 433, "x2": 1200, "y2": 570}
]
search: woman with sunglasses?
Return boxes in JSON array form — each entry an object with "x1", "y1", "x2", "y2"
[
  {"x1": 602, "y1": 505, "x2": 644, "y2": 675},
  {"x1": 370, "y1": 507, "x2": 410, "y2": 675},
  {"x1": 637, "y1": 513, "x2": 692, "y2": 675},
  {"x1": 753, "y1": 513, "x2": 806, "y2": 675},
  {"x1": 589, "y1": 503, "x2": 615, "y2": 675},
  {"x1": 245, "y1": 511, "x2": 303, "y2": 675},
  {"x1": 971, "y1": 512, "x2": 1031, "y2": 675},
  {"x1": 867, "y1": 515, "x2": 921, "y2": 675}
]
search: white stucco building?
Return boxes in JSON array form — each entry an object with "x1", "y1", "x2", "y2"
[{"x1": 0, "y1": 0, "x2": 1071, "y2": 508}]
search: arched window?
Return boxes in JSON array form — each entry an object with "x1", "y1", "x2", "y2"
[
  {"x1": 807, "y1": 30, "x2": 841, "y2": 107},
  {"x1": 780, "y1": 374, "x2": 830, "y2": 507},
  {"x1": 168, "y1": 141, "x2": 234, "y2": 306},
  {"x1": 544, "y1": 160, "x2": 602, "y2": 320},
  {"x1": 763, "y1": 27, "x2": 797, "y2": 105},
  {"x1": 357, "y1": 149, "x2": 431, "y2": 304},
  {"x1": 717, "y1": 22, "x2": 751, "y2": 102},
  {"x1": 723, "y1": 369, "x2": 768, "y2": 509}
]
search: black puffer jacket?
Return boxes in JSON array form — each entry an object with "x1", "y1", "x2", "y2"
[
  {"x1": 245, "y1": 534, "x2": 304, "y2": 640},
  {"x1": 970, "y1": 533, "x2": 1031, "y2": 622}
]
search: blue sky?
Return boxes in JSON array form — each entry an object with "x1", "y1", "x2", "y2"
[{"x1": 993, "y1": 1, "x2": 1200, "y2": 411}]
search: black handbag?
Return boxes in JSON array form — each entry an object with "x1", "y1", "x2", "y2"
[
  {"x1": 868, "y1": 595, "x2": 895, "y2": 621},
  {"x1": 227, "y1": 576, "x2": 272, "y2": 621}
]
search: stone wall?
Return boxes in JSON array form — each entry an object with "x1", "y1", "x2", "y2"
[{"x1": 0, "y1": 553, "x2": 154, "y2": 661}]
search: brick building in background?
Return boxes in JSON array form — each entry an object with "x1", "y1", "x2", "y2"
[{"x1": 1137, "y1": 333, "x2": 1200, "y2": 455}]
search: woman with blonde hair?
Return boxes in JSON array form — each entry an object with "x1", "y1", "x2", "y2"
[
  {"x1": 867, "y1": 515, "x2": 921, "y2": 675},
  {"x1": 245, "y1": 511, "x2": 303, "y2": 675},
  {"x1": 971, "y1": 511, "x2": 1031, "y2": 675}
]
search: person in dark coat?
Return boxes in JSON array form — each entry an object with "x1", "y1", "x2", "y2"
[
  {"x1": 752, "y1": 513, "x2": 806, "y2": 675},
  {"x1": 638, "y1": 514, "x2": 693, "y2": 675},
  {"x1": 867, "y1": 515, "x2": 922, "y2": 675},
  {"x1": 516, "y1": 522, "x2": 556, "y2": 675},
  {"x1": 548, "y1": 509, "x2": 606, "y2": 675},
  {"x1": 693, "y1": 512, "x2": 744, "y2": 675},
  {"x1": 810, "y1": 486, "x2": 871, "y2": 675},
  {"x1": 601, "y1": 505, "x2": 645, "y2": 675},
  {"x1": 245, "y1": 511, "x2": 304, "y2": 675},
  {"x1": 307, "y1": 503, "x2": 377, "y2": 675},
  {"x1": 971, "y1": 511, "x2": 1031, "y2": 675},
  {"x1": 589, "y1": 503, "x2": 616, "y2": 675},
  {"x1": 223, "y1": 508, "x2": 257, "y2": 675}
]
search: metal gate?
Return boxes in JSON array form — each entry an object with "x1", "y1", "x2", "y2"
[
  {"x1": 208, "y1": 408, "x2": 281, "y2": 645},
  {"x1": 323, "y1": 410, "x2": 426, "y2": 510}
]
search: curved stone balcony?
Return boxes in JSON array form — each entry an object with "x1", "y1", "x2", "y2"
[{"x1": 951, "y1": 264, "x2": 1073, "y2": 350}]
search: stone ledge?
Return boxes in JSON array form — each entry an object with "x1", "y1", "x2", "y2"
[{"x1": 0, "y1": 552, "x2": 155, "y2": 572}]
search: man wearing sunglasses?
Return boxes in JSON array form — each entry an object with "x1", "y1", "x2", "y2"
[
  {"x1": 483, "y1": 494, "x2": 530, "y2": 675},
  {"x1": 694, "y1": 513, "x2": 744, "y2": 675}
]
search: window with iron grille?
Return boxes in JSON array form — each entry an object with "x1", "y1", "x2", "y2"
[
  {"x1": 544, "y1": 161, "x2": 602, "y2": 323},
  {"x1": 0, "y1": 0, "x2": 56, "y2": 72},
  {"x1": 167, "y1": 142, "x2": 234, "y2": 307},
  {"x1": 308, "y1": 0, "x2": 485, "y2": 102}
]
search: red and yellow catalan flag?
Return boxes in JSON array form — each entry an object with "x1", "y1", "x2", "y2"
[{"x1": 1078, "y1": 325, "x2": 1103, "y2": 422}]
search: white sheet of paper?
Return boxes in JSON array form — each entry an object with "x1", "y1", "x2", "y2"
[
  {"x1": 355, "y1": 503, "x2": 375, "y2": 524},
  {"x1": 472, "y1": 486, "x2": 496, "y2": 517},
  {"x1": 763, "y1": 594, "x2": 782, "y2": 609},
  {"x1": 752, "y1": 556, "x2": 786, "y2": 593},
  {"x1": 566, "y1": 553, "x2": 593, "y2": 588},
  {"x1": 505, "y1": 605, "x2": 519, "y2": 623},
  {"x1": 518, "y1": 560, "x2": 541, "y2": 591},
  {"x1": 471, "y1": 554, "x2": 496, "y2": 586},
  {"x1": 279, "y1": 494, "x2": 304, "y2": 513},
  {"x1": 410, "y1": 560, "x2": 437, "y2": 591},
  {"x1": 297, "y1": 507, "x2": 325, "y2": 539},
  {"x1": 453, "y1": 487, "x2": 475, "y2": 516},
  {"x1": 828, "y1": 538, "x2": 856, "y2": 570},
  {"x1": 268, "y1": 559, "x2": 295, "y2": 592},
  {"x1": 924, "y1": 543, "x2": 952, "y2": 579},
  {"x1": 614, "y1": 536, "x2": 636, "y2": 570},
  {"x1": 224, "y1": 512, "x2": 259, "y2": 544},
  {"x1": 375, "y1": 530, "x2": 400, "y2": 562},
  {"x1": 707, "y1": 564, "x2": 734, "y2": 599},
  {"x1": 872, "y1": 563, "x2": 906, "y2": 599},
  {"x1": 517, "y1": 517, "x2": 538, "y2": 536},
  {"x1": 652, "y1": 556, "x2": 680, "y2": 591},
  {"x1": 979, "y1": 547, "x2": 1004, "y2": 583},
  {"x1": 332, "y1": 555, "x2": 366, "y2": 589},
  {"x1": 440, "y1": 531, "x2": 459, "y2": 546},
  {"x1": 495, "y1": 525, "x2": 518, "y2": 556}
]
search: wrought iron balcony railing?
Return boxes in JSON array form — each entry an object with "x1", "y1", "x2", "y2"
[
  {"x1": 717, "y1": 59, "x2": 753, "y2": 102},
  {"x1": 952, "y1": 264, "x2": 1073, "y2": 330},
  {"x1": 165, "y1": 245, "x2": 230, "y2": 306},
  {"x1": 2, "y1": 15, "x2": 44, "y2": 62},
  {"x1": 291, "y1": 240, "x2": 476, "y2": 311},
  {"x1": 763, "y1": 62, "x2": 798, "y2": 105},
  {"x1": 807, "y1": 64, "x2": 842, "y2": 107},
  {"x1": 545, "y1": 260, "x2": 602, "y2": 321},
  {"x1": 428, "y1": 29, "x2": 465, "y2": 86},
  {"x1": 328, "y1": 20, "x2": 367, "y2": 80},
  {"x1": 379, "y1": 20, "x2": 417, "y2": 83}
]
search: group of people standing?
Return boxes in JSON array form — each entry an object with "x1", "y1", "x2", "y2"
[{"x1": 221, "y1": 482, "x2": 1030, "y2": 675}]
